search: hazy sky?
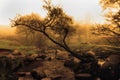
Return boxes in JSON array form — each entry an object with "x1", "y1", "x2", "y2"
[{"x1": 0, "y1": 0, "x2": 105, "y2": 25}]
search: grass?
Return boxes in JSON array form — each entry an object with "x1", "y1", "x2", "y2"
[
  {"x1": 0, "y1": 37, "x2": 119, "y2": 56},
  {"x1": 0, "y1": 39, "x2": 37, "y2": 54},
  {"x1": 0, "y1": 39, "x2": 15, "y2": 49}
]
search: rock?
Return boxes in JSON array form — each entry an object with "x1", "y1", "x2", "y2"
[
  {"x1": 75, "y1": 73, "x2": 92, "y2": 80},
  {"x1": 31, "y1": 64, "x2": 47, "y2": 79},
  {"x1": 102, "y1": 54, "x2": 120, "y2": 68},
  {"x1": 18, "y1": 77, "x2": 24, "y2": 80},
  {"x1": 73, "y1": 57, "x2": 80, "y2": 63},
  {"x1": 86, "y1": 50, "x2": 95, "y2": 56},
  {"x1": 44, "y1": 69, "x2": 53, "y2": 77},
  {"x1": 30, "y1": 54, "x2": 38, "y2": 58},
  {"x1": 76, "y1": 73, "x2": 92, "y2": 77},
  {"x1": 41, "y1": 78, "x2": 51, "y2": 80},
  {"x1": 100, "y1": 55, "x2": 120, "y2": 80},
  {"x1": 17, "y1": 72, "x2": 30, "y2": 77},
  {"x1": 7, "y1": 54, "x2": 15, "y2": 59},
  {"x1": 31, "y1": 70, "x2": 46, "y2": 80},
  {"x1": 51, "y1": 74, "x2": 63, "y2": 80},
  {"x1": 18, "y1": 75, "x2": 34, "y2": 80},
  {"x1": 13, "y1": 50, "x2": 21, "y2": 55},
  {"x1": 55, "y1": 50, "x2": 69, "y2": 60},
  {"x1": 64, "y1": 59, "x2": 79, "y2": 71},
  {"x1": 37, "y1": 54, "x2": 47, "y2": 60}
]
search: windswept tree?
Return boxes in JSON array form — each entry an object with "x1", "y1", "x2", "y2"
[{"x1": 11, "y1": 0, "x2": 86, "y2": 60}]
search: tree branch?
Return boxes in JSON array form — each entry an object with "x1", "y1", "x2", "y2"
[
  {"x1": 108, "y1": 28, "x2": 120, "y2": 36},
  {"x1": 14, "y1": 23, "x2": 43, "y2": 33},
  {"x1": 62, "y1": 28, "x2": 70, "y2": 49},
  {"x1": 42, "y1": 31, "x2": 83, "y2": 60}
]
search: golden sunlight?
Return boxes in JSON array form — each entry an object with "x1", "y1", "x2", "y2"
[{"x1": 0, "y1": 25, "x2": 15, "y2": 35}]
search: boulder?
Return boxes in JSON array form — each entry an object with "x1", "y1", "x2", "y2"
[
  {"x1": 100, "y1": 55, "x2": 120, "y2": 80},
  {"x1": 102, "y1": 54, "x2": 120, "y2": 68}
]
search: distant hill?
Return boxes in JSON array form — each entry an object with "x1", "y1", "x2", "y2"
[{"x1": 0, "y1": 25, "x2": 16, "y2": 36}]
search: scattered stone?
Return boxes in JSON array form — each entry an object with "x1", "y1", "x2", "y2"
[
  {"x1": 32, "y1": 66, "x2": 46, "y2": 79},
  {"x1": 7, "y1": 54, "x2": 15, "y2": 59},
  {"x1": 75, "y1": 73, "x2": 92, "y2": 80},
  {"x1": 86, "y1": 50, "x2": 95, "y2": 56},
  {"x1": 50, "y1": 74, "x2": 63, "y2": 80},
  {"x1": 31, "y1": 70, "x2": 46, "y2": 80},
  {"x1": 30, "y1": 53, "x2": 38, "y2": 58},
  {"x1": 76, "y1": 73, "x2": 92, "y2": 77},
  {"x1": 18, "y1": 75, "x2": 34, "y2": 80},
  {"x1": 73, "y1": 57, "x2": 80, "y2": 63},
  {"x1": 13, "y1": 50, "x2": 21, "y2": 55},
  {"x1": 41, "y1": 78, "x2": 51, "y2": 80},
  {"x1": 55, "y1": 50, "x2": 69, "y2": 60},
  {"x1": 37, "y1": 54, "x2": 47, "y2": 60}
]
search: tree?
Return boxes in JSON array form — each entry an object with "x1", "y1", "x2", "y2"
[
  {"x1": 93, "y1": 0, "x2": 120, "y2": 36},
  {"x1": 15, "y1": 21, "x2": 50, "y2": 48},
  {"x1": 11, "y1": 0, "x2": 85, "y2": 60},
  {"x1": 92, "y1": 0, "x2": 120, "y2": 45},
  {"x1": 15, "y1": 22, "x2": 35, "y2": 45},
  {"x1": 100, "y1": 0, "x2": 120, "y2": 9}
]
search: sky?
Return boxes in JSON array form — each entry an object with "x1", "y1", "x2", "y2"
[{"x1": 0, "y1": 0, "x2": 105, "y2": 25}]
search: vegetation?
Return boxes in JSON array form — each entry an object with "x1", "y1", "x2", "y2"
[{"x1": 93, "y1": 0, "x2": 120, "y2": 46}]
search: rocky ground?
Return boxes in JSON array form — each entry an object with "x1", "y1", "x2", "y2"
[{"x1": 0, "y1": 48, "x2": 120, "y2": 80}]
